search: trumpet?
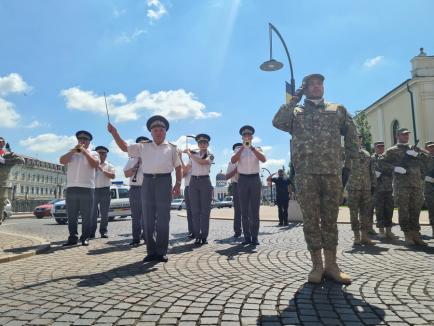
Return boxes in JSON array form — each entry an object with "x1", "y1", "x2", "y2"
[
  {"x1": 74, "y1": 144, "x2": 83, "y2": 153},
  {"x1": 243, "y1": 140, "x2": 251, "y2": 148}
]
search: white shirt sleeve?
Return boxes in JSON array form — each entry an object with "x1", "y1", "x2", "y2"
[
  {"x1": 123, "y1": 158, "x2": 138, "y2": 171},
  {"x1": 128, "y1": 144, "x2": 141, "y2": 158},
  {"x1": 173, "y1": 147, "x2": 181, "y2": 168}
]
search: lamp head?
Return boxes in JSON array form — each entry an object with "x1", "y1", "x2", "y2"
[{"x1": 260, "y1": 59, "x2": 284, "y2": 72}]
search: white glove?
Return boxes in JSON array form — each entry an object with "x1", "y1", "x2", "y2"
[
  {"x1": 425, "y1": 176, "x2": 434, "y2": 183},
  {"x1": 375, "y1": 171, "x2": 382, "y2": 178},
  {"x1": 394, "y1": 167, "x2": 407, "y2": 174},
  {"x1": 0, "y1": 156, "x2": 5, "y2": 164},
  {"x1": 406, "y1": 149, "x2": 418, "y2": 157}
]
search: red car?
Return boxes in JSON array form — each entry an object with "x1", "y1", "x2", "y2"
[{"x1": 33, "y1": 199, "x2": 63, "y2": 219}]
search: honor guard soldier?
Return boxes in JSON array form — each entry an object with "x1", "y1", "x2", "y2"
[
  {"x1": 91, "y1": 146, "x2": 115, "y2": 238},
  {"x1": 225, "y1": 143, "x2": 243, "y2": 238},
  {"x1": 372, "y1": 141, "x2": 397, "y2": 239},
  {"x1": 346, "y1": 135, "x2": 376, "y2": 245},
  {"x1": 186, "y1": 134, "x2": 214, "y2": 245},
  {"x1": 123, "y1": 136, "x2": 151, "y2": 246},
  {"x1": 267, "y1": 169, "x2": 292, "y2": 226},
  {"x1": 422, "y1": 141, "x2": 434, "y2": 237},
  {"x1": 179, "y1": 151, "x2": 194, "y2": 238},
  {"x1": 231, "y1": 126, "x2": 267, "y2": 246},
  {"x1": 273, "y1": 73, "x2": 358, "y2": 284},
  {"x1": 108, "y1": 115, "x2": 182, "y2": 262},
  {"x1": 381, "y1": 128, "x2": 428, "y2": 246},
  {"x1": 60, "y1": 131, "x2": 100, "y2": 246}
]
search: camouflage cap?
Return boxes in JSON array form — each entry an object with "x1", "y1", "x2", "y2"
[
  {"x1": 425, "y1": 141, "x2": 434, "y2": 147},
  {"x1": 302, "y1": 74, "x2": 325, "y2": 86},
  {"x1": 374, "y1": 141, "x2": 385, "y2": 147},
  {"x1": 396, "y1": 128, "x2": 410, "y2": 134}
]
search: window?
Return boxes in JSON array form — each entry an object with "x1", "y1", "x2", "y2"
[
  {"x1": 391, "y1": 120, "x2": 400, "y2": 145},
  {"x1": 20, "y1": 186, "x2": 24, "y2": 194}
]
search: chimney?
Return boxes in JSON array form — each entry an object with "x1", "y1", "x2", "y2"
[{"x1": 411, "y1": 47, "x2": 434, "y2": 77}]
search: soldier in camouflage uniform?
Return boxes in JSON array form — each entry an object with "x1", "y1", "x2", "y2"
[
  {"x1": 372, "y1": 141, "x2": 397, "y2": 240},
  {"x1": 381, "y1": 128, "x2": 428, "y2": 246},
  {"x1": 422, "y1": 141, "x2": 434, "y2": 237},
  {"x1": 273, "y1": 73, "x2": 358, "y2": 284},
  {"x1": 346, "y1": 135, "x2": 376, "y2": 245}
]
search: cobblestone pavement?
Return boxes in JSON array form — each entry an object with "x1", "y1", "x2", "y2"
[
  {"x1": 0, "y1": 215, "x2": 433, "y2": 325},
  {"x1": 0, "y1": 231, "x2": 50, "y2": 263}
]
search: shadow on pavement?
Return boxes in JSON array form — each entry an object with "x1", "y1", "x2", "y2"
[
  {"x1": 345, "y1": 245, "x2": 389, "y2": 255},
  {"x1": 3, "y1": 244, "x2": 46, "y2": 254},
  {"x1": 257, "y1": 281, "x2": 385, "y2": 325},
  {"x1": 215, "y1": 243, "x2": 257, "y2": 260}
]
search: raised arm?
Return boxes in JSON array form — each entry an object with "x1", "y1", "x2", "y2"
[{"x1": 107, "y1": 123, "x2": 128, "y2": 152}]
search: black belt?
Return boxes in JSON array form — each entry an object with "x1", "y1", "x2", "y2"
[
  {"x1": 191, "y1": 175, "x2": 209, "y2": 179},
  {"x1": 130, "y1": 185, "x2": 141, "y2": 188},
  {"x1": 239, "y1": 173, "x2": 259, "y2": 177},
  {"x1": 143, "y1": 173, "x2": 171, "y2": 178}
]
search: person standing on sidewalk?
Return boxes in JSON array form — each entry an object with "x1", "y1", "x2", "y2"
[
  {"x1": 372, "y1": 141, "x2": 397, "y2": 240},
  {"x1": 108, "y1": 115, "x2": 181, "y2": 262},
  {"x1": 273, "y1": 73, "x2": 358, "y2": 285},
  {"x1": 226, "y1": 142, "x2": 243, "y2": 238},
  {"x1": 91, "y1": 146, "x2": 115, "y2": 239},
  {"x1": 267, "y1": 169, "x2": 291, "y2": 226},
  {"x1": 231, "y1": 126, "x2": 267, "y2": 246},
  {"x1": 346, "y1": 135, "x2": 376, "y2": 246},
  {"x1": 381, "y1": 128, "x2": 428, "y2": 246},
  {"x1": 124, "y1": 136, "x2": 151, "y2": 246},
  {"x1": 187, "y1": 134, "x2": 214, "y2": 245},
  {"x1": 179, "y1": 150, "x2": 194, "y2": 239},
  {"x1": 422, "y1": 141, "x2": 434, "y2": 237},
  {"x1": 60, "y1": 131, "x2": 100, "y2": 246}
]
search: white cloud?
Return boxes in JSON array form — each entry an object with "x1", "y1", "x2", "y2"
[
  {"x1": 261, "y1": 146, "x2": 272, "y2": 154},
  {"x1": 19, "y1": 133, "x2": 77, "y2": 153},
  {"x1": 252, "y1": 136, "x2": 262, "y2": 145},
  {"x1": 113, "y1": 8, "x2": 127, "y2": 18},
  {"x1": 147, "y1": 0, "x2": 167, "y2": 22},
  {"x1": 0, "y1": 73, "x2": 31, "y2": 96},
  {"x1": 60, "y1": 87, "x2": 221, "y2": 123},
  {"x1": 363, "y1": 56, "x2": 384, "y2": 69},
  {"x1": 0, "y1": 98, "x2": 20, "y2": 128},
  {"x1": 115, "y1": 29, "x2": 146, "y2": 44},
  {"x1": 25, "y1": 120, "x2": 49, "y2": 129},
  {"x1": 262, "y1": 159, "x2": 286, "y2": 171}
]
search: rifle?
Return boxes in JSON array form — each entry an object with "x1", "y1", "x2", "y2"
[{"x1": 131, "y1": 158, "x2": 141, "y2": 183}]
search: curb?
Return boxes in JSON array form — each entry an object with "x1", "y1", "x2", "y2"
[{"x1": 0, "y1": 232, "x2": 51, "y2": 264}]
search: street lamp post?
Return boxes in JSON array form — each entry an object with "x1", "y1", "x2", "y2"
[
  {"x1": 261, "y1": 167, "x2": 273, "y2": 204},
  {"x1": 259, "y1": 23, "x2": 296, "y2": 96}
]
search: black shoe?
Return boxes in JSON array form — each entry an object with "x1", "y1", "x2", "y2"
[
  {"x1": 242, "y1": 237, "x2": 252, "y2": 245},
  {"x1": 194, "y1": 238, "x2": 201, "y2": 245},
  {"x1": 283, "y1": 222, "x2": 289, "y2": 226},
  {"x1": 129, "y1": 241, "x2": 140, "y2": 246},
  {"x1": 252, "y1": 238, "x2": 260, "y2": 245},
  {"x1": 143, "y1": 254, "x2": 155, "y2": 262},
  {"x1": 155, "y1": 255, "x2": 168, "y2": 262},
  {"x1": 201, "y1": 238, "x2": 208, "y2": 245},
  {"x1": 278, "y1": 223, "x2": 283, "y2": 226},
  {"x1": 100, "y1": 234, "x2": 108, "y2": 238},
  {"x1": 89, "y1": 234, "x2": 95, "y2": 239},
  {"x1": 234, "y1": 233, "x2": 241, "y2": 238},
  {"x1": 81, "y1": 239, "x2": 89, "y2": 246},
  {"x1": 187, "y1": 233, "x2": 195, "y2": 238},
  {"x1": 62, "y1": 240, "x2": 77, "y2": 247}
]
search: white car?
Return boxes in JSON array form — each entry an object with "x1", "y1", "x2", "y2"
[
  {"x1": 170, "y1": 198, "x2": 185, "y2": 210},
  {"x1": 52, "y1": 184, "x2": 132, "y2": 225},
  {"x1": 1, "y1": 199, "x2": 12, "y2": 225}
]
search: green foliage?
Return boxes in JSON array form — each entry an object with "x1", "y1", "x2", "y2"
[{"x1": 354, "y1": 111, "x2": 373, "y2": 153}]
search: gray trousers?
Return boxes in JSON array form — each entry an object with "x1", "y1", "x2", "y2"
[
  {"x1": 66, "y1": 187, "x2": 94, "y2": 242},
  {"x1": 142, "y1": 174, "x2": 172, "y2": 256},
  {"x1": 91, "y1": 187, "x2": 111, "y2": 236},
  {"x1": 129, "y1": 186, "x2": 145, "y2": 242},
  {"x1": 238, "y1": 174, "x2": 261, "y2": 240},
  {"x1": 232, "y1": 182, "x2": 242, "y2": 235},
  {"x1": 184, "y1": 186, "x2": 193, "y2": 234},
  {"x1": 189, "y1": 176, "x2": 212, "y2": 239}
]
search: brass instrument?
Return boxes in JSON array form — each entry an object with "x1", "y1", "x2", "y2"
[
  {"x1": 243, "y1": 140, "x2": 251, "y2": 148},
  {"x1": 131, "y1": 158, "x2": 142, "y2": 183},
  {"x1": 74, "y1": 144, "x2": 83, "y2": 153}
]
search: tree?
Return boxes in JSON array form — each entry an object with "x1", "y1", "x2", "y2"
[{"x1": 354, "y1": 111, "x2": 373, "y2": 153}]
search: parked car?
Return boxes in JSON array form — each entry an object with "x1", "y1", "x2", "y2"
[
  {"x1": 170, "y1": 198, "x2": 185, "y2": 210},
  {"x1": 215, "y1": 196, "x2": 233, "y2": 208},
  {"x1": 1, "y1": 199, "x2": 12, "y2": 225},
  {"x1": 51, "y1": 184, "x2": 132, "y2": 225},
  {"x1": 33, "y1": 199, "x2": 63, "y2": 219}
]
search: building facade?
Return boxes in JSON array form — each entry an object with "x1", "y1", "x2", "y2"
[
  {"x1": 214, "y1": 170, "x2": 229, "y2": 201},
  {"x1": 362, "y1": 48, "x2": 434, "y2": 148}
]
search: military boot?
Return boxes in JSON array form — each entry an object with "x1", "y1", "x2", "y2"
[
  {"x1": 413, "y1": 231, "x2": 427, "y2": 246},
  {"x1": 385, "y1": 227, "x2": 398, "y2": 240},
  {"x1": 361, "y1": 230, "x2": 375, "y2": 245},
  {"x1": 367, "y1": 227, "x2": 378, "y2": 236},
  {"x1": 323, "y1": 249, "x2": 352, "y2": 285},
  {"x1": 404, "y1": 232, "x2": 415, "y2": 245},
  {"x1": 353, "y1": 231, "x2": 361, "y2": 245},
  {"x1": 378, "y1": 227, "x2": 385, "y2": 238},
  {"x1": 308, "y1": 250, "x2": 324, "y2": 284}
]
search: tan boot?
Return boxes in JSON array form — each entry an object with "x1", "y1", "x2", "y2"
[
  {"x1": 323, "y1": 249, "x2": 352, "y2": 285},
  {"x1": 385, "y1": 227, "x2": 398, "y2": 240},
  {"x1": 404, "y1": 231, "x2": 415, "y2": 245},
  {"x1": 353, "y1": 231, "x2": 361, "y2": 245},
  {"x1": 308, "y1": 250, "x2": 324, "y2": 284},
  {"x1": 378, "y1": 227, "x2": 385, "y2": 238},
  {"x1": 361, "y1": 230, "x2": 375, "y2": 245},
  {"x1": 413, "y1": 231, "x2": 428, "y2": 246}
]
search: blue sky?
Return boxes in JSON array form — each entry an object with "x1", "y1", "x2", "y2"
[{"x1": 1, "y1": 0, "x2": 433, "y2": 184}]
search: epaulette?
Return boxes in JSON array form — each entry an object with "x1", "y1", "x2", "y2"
[{"x1": 168, "y1": 142, "x2": 177, "y2": 147}]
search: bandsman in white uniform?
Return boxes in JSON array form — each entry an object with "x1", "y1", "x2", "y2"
[
  {"x1": 226, "y1": 142, "x2": 243, "y2": 238},
  {"x1": 91, "y1": 146, "x2": 115, "y2": 238},
  {"x1": 179, "y1": 152, "x2": 194, "y2": 238},
  {"x1": 60, "y1": 130, "x2": 100, "y2": 246},
  {"x1": 108, "y1": 115, "x2": 182, "y2": 263},
  {"x1": 231, "y1": 126, "x2": 267, "y2": 245},
  {"x1": 186, "y1": 134, "x2": 214, "y2": 245}
]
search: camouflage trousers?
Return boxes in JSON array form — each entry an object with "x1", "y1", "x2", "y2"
[
  {"x1": 0, "y1": 187, "x2": 5, "y2": 218},
  {"x1": 374, "y1": 191, "x2": 394, "y2": 228},
  {"x1": 395, "y1": 187, "x2": 424, "y2": 232},
  {"x1": 295, "y1": 174, "x2": 340, "y2": 252},
  {"x1": 348, "y1": 190, "x2": 372, "y2": 231},
  {"x1": 424, "y1": 182, "x2": 434, "y2": 226}
]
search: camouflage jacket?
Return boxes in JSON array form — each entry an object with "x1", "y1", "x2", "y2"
[
  {"x1": 381, "y1": 144, "x2": 426, "y2": 189},
  {"x1": 272, "y1": 99, "x2": 358, "y2": 175},
  {"x1": 422, "y1": 154, "x2": 434, "y2": 180},
  {"x1": 372, "y1": 153, "x2": 393, "y2": 192},
  {"x1": 346, "y1": 148, "x2": 375, "y2": 191}
]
